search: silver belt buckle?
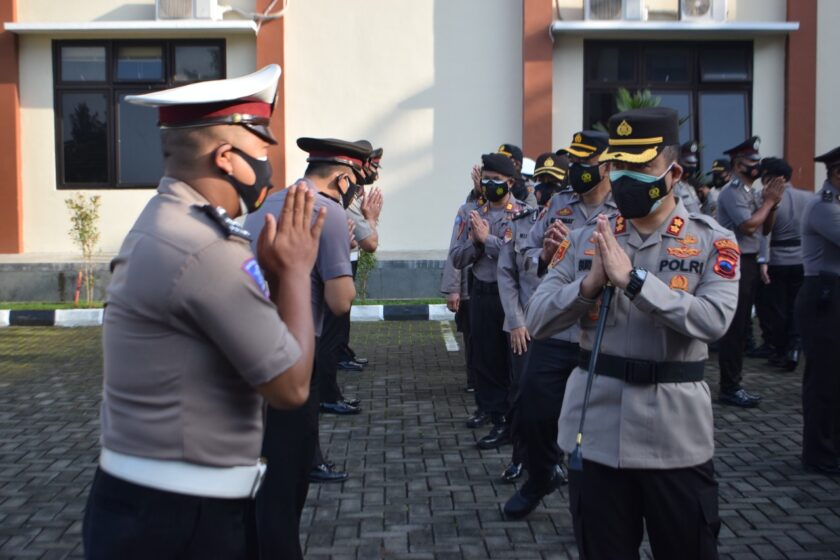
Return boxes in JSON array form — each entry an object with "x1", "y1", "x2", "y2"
[{"x1": 250, "y1": 458, "x2": 267, "y2": 498}]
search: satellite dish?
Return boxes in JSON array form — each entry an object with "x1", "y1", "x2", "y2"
[{"x1": 682, "y1": 0, "x2": 712, "y2": 18}]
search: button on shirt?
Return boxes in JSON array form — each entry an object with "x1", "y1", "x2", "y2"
[
  {"x1": 801, "y1": 181, "x2": 840, "y2": 276},
  {"x1": 245, "y1": 185, "x2": 353, "y2": 337},
  {"x1": 102, "y1": 178, "x2": 302, "y2": 468},
  {"x1": 525, "y1": 201, "x2": 739, "y2": 469},
  {"x1": 450, "y1": 198, "x2": 527, "y2": 283},
  {"x1": 717, "y1": 178, "x2": 762, "y2": 254}
]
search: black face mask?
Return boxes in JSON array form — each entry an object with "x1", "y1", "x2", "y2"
[
  {"x1": 741, "y1": 162, "x2": 761, "y2": 180},
  {"x1": 712, "y1": 174, "x2": 729, "y2": 188},
  {"x1": 534, "y1": 182, "x2": 562, "y2": 206},
  {"x1": 608, "y1": 164, "x2": 674, "y2": 219},
  {"x1": 339, "y1": 176, "x2": 359, "y2": 209},
  {"x1": 511, "y1": 179, "x2": 529, "y2": 202},
  {"x1": 568, "y1": 162, "x2": 602, "y2": 194},
  {"x1": 682, "y1": 165, "x2": 698, "y2": 177},
  {"x1": 222, "y1": 147, "x2": 272, "y2": 213},
  {"x1": 481, "y1": 178, "x2": 510, "y2": 202}
]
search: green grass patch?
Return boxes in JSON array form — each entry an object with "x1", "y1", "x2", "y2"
[
  {"x1": 0, "y1": 301, "x2": 104, "y2": 310},
  {"x1": 355, "y1": 298, "x2": 445, "y2": 306}
]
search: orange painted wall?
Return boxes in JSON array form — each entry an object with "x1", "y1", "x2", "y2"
[
  {"x1": 255, "y1": 0, "x2": 286, "y2": 188},
  {"x1": 0, "y1": 0, "x2": 22, "y2": 253},
  {"x1": 522, "y1": 0, "x2": 553, "y2": 157},
  {"x1": 785, "y1": 0, "x2": 817, "y2": 189}
]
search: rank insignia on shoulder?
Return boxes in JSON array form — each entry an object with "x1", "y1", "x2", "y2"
[
  {"x1": 242, "y1": 258, "x2": 270, "y2": 299},
  {"x1": 667, "y1": 216, "x2": 685, "y2": 237},
  {"x1": 614, "y1": 216, "x2": 626, "y2": 234},
  {"x1": 669, "y1": 275, "x2": 689, "y2": 291},
  {"x1": 822, "y1": 189, "x2": 835, "y2": 202},
  {"x1": 198, "y1": 205, "x2": 251, "y2": 241},
  {"x1": 549, "y1": 239, "x2": 571, "y2": 269}
]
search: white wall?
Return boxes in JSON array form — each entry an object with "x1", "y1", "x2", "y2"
[
  {"x1": 282, "y1": 0, "x2": 523, "y2": 254},
  {"x1": 815, "y1": 0, "x2": 840, "y2": 187},
  {"x1": 17, "y1": 0, "x2": 257, "y2": 22},
  {"x1": 18, "y1": 33, "x2": 256, "y2": 254},
  {"x1": 552, "y1": 36, "x2": 584, "y2": 149},
  {"x1": 751, "y1": 37, "x2": 786, "y2": 161}
]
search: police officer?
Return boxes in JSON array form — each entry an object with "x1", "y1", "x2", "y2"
[
  {"x1": 451, "y1": 153, "x2": 528, "y2": 448},
  {"x1": 674, "y1": 140, "x2": 702, "y2": 214},
  {"x1": 694, "y1": 176, "x2": 719, "y2": 219},
  {"x1": 527, "y1": 108, "x2": 739, "y2": 557},
  {"x1": 532, "y1": 151, "x2": 570, "y2": 206},
  {"x1": 715, "y1": 136, "x2": 784, "y2": 407},
  {"x1": 443, "y1": 164, "x2": 486, "y2": 414},
  {"x1": 246, "y1": 137, "x2": 369, "y2": 559},
  {"x1": 504, "y1": 131, "x2": 618, "y2": 519},
  {"x1": 496, "y1": 153, "x2": 566, "y2": 483},
  {"x1": 708, "y1": 158, "x2": 732, "y2": 190},
  {"x1": 756, "y1": 157, "x2": 811, "y2": 371},
  {"x1": 498, "y1": 143, "x2": 538, "y2": 207},
  {"x1": 82, "y1": 66, "x2": 321, "y2": 559},
  {"x1": 796, "y1": 145, "x2": 840, "y2": 477}
]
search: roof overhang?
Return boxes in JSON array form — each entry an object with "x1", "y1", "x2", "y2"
[
  {"x1": 4, "y1": 20, "x2": 257, "y2": 36},
  {"x1": 550, "y1": 21, "x2": 800, "y2": 40}
]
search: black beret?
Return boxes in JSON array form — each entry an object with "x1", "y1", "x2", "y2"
[
  {"x1": 482, "y1": 153, "x2": 516, "y2": 178},
  {"x1": 601, "y1": 107, "x2": 680, "y2": 164},
  {"x1": 496, "y1": 143, "x2": 523, "y2": 164}
]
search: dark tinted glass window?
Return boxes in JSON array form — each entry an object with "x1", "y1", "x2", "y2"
[
  {"x1": 645, "y1": 47, "x2": 691, "y2": 83},
  {"x1": 588, "y1": 47, "x2": 636, "y2": 83},
  {"x1": 699, "y1": 92, "x2": 748, "y2": 170},
  {"x1": 61, "y1": 46, "x2": 106, "y2": 82},
  {"x1": 652, "y1": 91, "x2": 692, "y2": 143},
  {"x1": 118, "y1": 94, "x2": 163, "y2": 185},
  {"x1": 174, "y1": 45, "x2": 223, "y2": 83},
  {"x1": 586, "y1": 91, "x2": 618, "y2": 130},
  {"x1": 700, "y1": 48, "x2": 750, "y2": 82},
  {"x1": 116, "y1": 45, "x2": 164, "y2": 82},
  {"x1": 61, "y1": 92, "x2": 109, "y2": 184}
]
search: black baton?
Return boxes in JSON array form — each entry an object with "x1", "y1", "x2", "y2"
[{"x1": 568, "y1": 283, "x2": 615, "y2": 472}]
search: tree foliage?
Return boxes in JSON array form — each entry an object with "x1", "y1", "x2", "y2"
[{"x1": 65, "y1": 194, "x2": 101, "y2": 304}]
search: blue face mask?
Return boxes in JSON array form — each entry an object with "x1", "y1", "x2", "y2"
[{"x1": 608, "y1": 163, "x2": 674, "y2": 219}]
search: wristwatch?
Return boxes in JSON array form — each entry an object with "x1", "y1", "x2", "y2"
[{"x1": 625, "y1": 267, "x2": 648, "y2": 300}]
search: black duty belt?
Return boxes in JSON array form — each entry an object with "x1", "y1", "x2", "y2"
[
  {"x1": 770, "y1": 238, "x2": 801, "y2": 248},
  {"x1": 578, "y1": 351, "x2": 705, "y2": 384},
  {"x1": 471, "y1": 279, "x2": 499, "y2": 295}
]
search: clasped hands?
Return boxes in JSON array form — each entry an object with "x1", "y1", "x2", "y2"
[{"x1": 579, "y1": 215, "x2": 634, "y2": 298}]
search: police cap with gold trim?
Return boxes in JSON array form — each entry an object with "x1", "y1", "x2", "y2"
[
  {"x1": 815, "y1": 146, "x2": 840, "y2": 169},
  {"x1": 706, "y1": 158, "x2": 732, "y2": 175},
  {"x1": 601, "y1": 107, "x2": 680, "y2": 164},
  {"x1": 534, "y1": 152, "x2": 568, "y2": 182},
  {"x1": 723, "y1": 136, "x2": 761, "y2": 161},
  {"x1": 496, "y1": 143, "x2": 523, "y2": 164},
  {"x1": 125, "y1": 65, "x2": 282, "y2": 145},
  {"x1": 558, "y1": 130, "x2": 609, "y2": 159}
]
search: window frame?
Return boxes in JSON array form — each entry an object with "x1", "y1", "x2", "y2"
[
  {"x1": 53, "y1": 38, "x2": 226, "y2": 190},
  {"x1": 583, "y1": 40, "x2": 753, "y2": 169}
]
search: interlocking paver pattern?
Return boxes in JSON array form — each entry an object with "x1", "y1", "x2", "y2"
[{"x1": 1, "y1": 322, "x2": 838, "y2": 559}]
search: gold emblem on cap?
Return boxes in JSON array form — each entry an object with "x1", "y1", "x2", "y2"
[
  {"x1": 617, "y1": 120, "x2": 633, "y2": 137},
  {"x1": 582, "y1": 172, "x2": 592, "y2": 183},
  {"x1": 232, "y1": 113, "x2": 242, "y2": 123},
  {"x1": 498, "y1": 145, "x2": 506, "y2": 152},
  {"x1": 545, "y1": 157, "x2": 554, "y2": 167},
  {"x1": 648, "y1": 186, "x2": 660, "y2": 199},
  {"x1": 574, "y1": 134, "x2": 583, "y2": 144}
]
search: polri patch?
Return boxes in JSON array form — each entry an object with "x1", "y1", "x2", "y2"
[{"x1": 242, "y1": 258, "x2": 270, "y2": 299}]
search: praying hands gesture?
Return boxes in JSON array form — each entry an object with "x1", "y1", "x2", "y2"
[{"x1": 580, "y1": 215, "x2": 633, "y2": 298}]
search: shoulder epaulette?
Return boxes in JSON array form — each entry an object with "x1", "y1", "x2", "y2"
[
  {"x1": 512, "y1": 207, "x2": 537, "y2": 222},
  {"x1": 197, "y1": 205, "x2": 252, "y2": 241},
  {"x1": 821, "y1": 189, "x2": 836, "y2": 203}
]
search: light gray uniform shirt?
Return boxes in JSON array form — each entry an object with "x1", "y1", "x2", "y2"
[
  {"x1": 700, "y1": 188, "x2": 719, "y2": 219},
  {"x1": 497, "y1": 205, "x2": 538, "y2": 332},
  {"x1": 674, "y1": 180, "x2": 701, "y2": 215},
  {"x1": 762, "y1": 186, "x2": 812, "y2": 266},
  {"x1": 246, "y1": 185, "x2": 353, "y2": 337},
  {"x1": 716, "y1": 178, "x2": 763, "y2": 254},
  {"x1": 801, "y1": 181, "x2": 840, "y2": 276},
  {"x1": 520, "y1": 190, "x2": 618, "y2": 343},
  {"x1": 441, "y1": 197, "x2": 482, "y2": 299},
  {"x1": 525, "y1": 200, "x2": 739, "y2": 469},
  {"x1": 102, "y1": 178, "x2": 302, "y2": 468},
  {"x1": 450, "y1": 197, "x2": 528, "y2": 283}
]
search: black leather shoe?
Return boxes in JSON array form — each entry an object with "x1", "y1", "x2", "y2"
[
  {"x1": 803, "y1": 462, "x2": 840, "y2": 477},
  {"x1": 343, "y1": 397, "x2": 361, "y2": 407},
  {"x1": 503, "y1": 477, "x2": 556, "y2": 520},
  {"x1": 477, "y1": 424, "x2": 510, "y2": 449},
  {"x1": 784, "y1": 349, "x2": 800, "y2": 372},
  {"x1": 320, "y1": 401, "x2": 361, "y2": 415},
  {"x1": 338, "y1": 360, "x2": 364, "y2": 372},
  {"x1": 501, "y1": 462, "x2": 524, "y2": 482},
  {"x1": 352, "y1": 357, "x2": 369, "y2": 365},
  {"x1": 718, "y1": 388, "x2": 761, "y2": 408},
  {"x1": 552, "y1": 462, "x2": 569, "y2": 487},
  {"x1": 466, "y1": 411, "x2": 491, "y2": 429},
  {"x1": 308, "y1": 463, "x2": 349, "y2": 483},
  {"x1": 746, "y1": 343, "x2": 774, "y2": 359}
]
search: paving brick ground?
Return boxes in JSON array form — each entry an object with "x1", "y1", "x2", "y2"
[{"x1": 1, "y1": 322, "x2": 839, "y2": 559}]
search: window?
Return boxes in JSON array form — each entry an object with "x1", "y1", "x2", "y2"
[
  {"x1": 54, "y1": 40, "x2": 225, "y2": 189},
  {"x1": 584, "y1": 41, "x2": 752, "y2": 171}
]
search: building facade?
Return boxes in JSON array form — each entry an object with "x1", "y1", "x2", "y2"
[{"x1": 0, "y1": 0, "x2": 835, "y2": 263}]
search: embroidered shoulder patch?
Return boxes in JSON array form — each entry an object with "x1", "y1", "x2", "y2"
[
  {"x1": 614, "y1": 216, "x2": 626, "y2": 234},
  {"x1": 667, "y1": 216, "x2": 685, "y2": 237},
  {"x1": 242, "y1": 258, "x2": 270, "y2": 299},
  {"x1": 712, "y1": 238, "x2": 740, "y2": 279},
  {"x1": 713, "y1": 239, "x2": 740, "y2": 254},
  {"x1": 549, "y1": 239, "x2": 571, "y2": 269}
]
